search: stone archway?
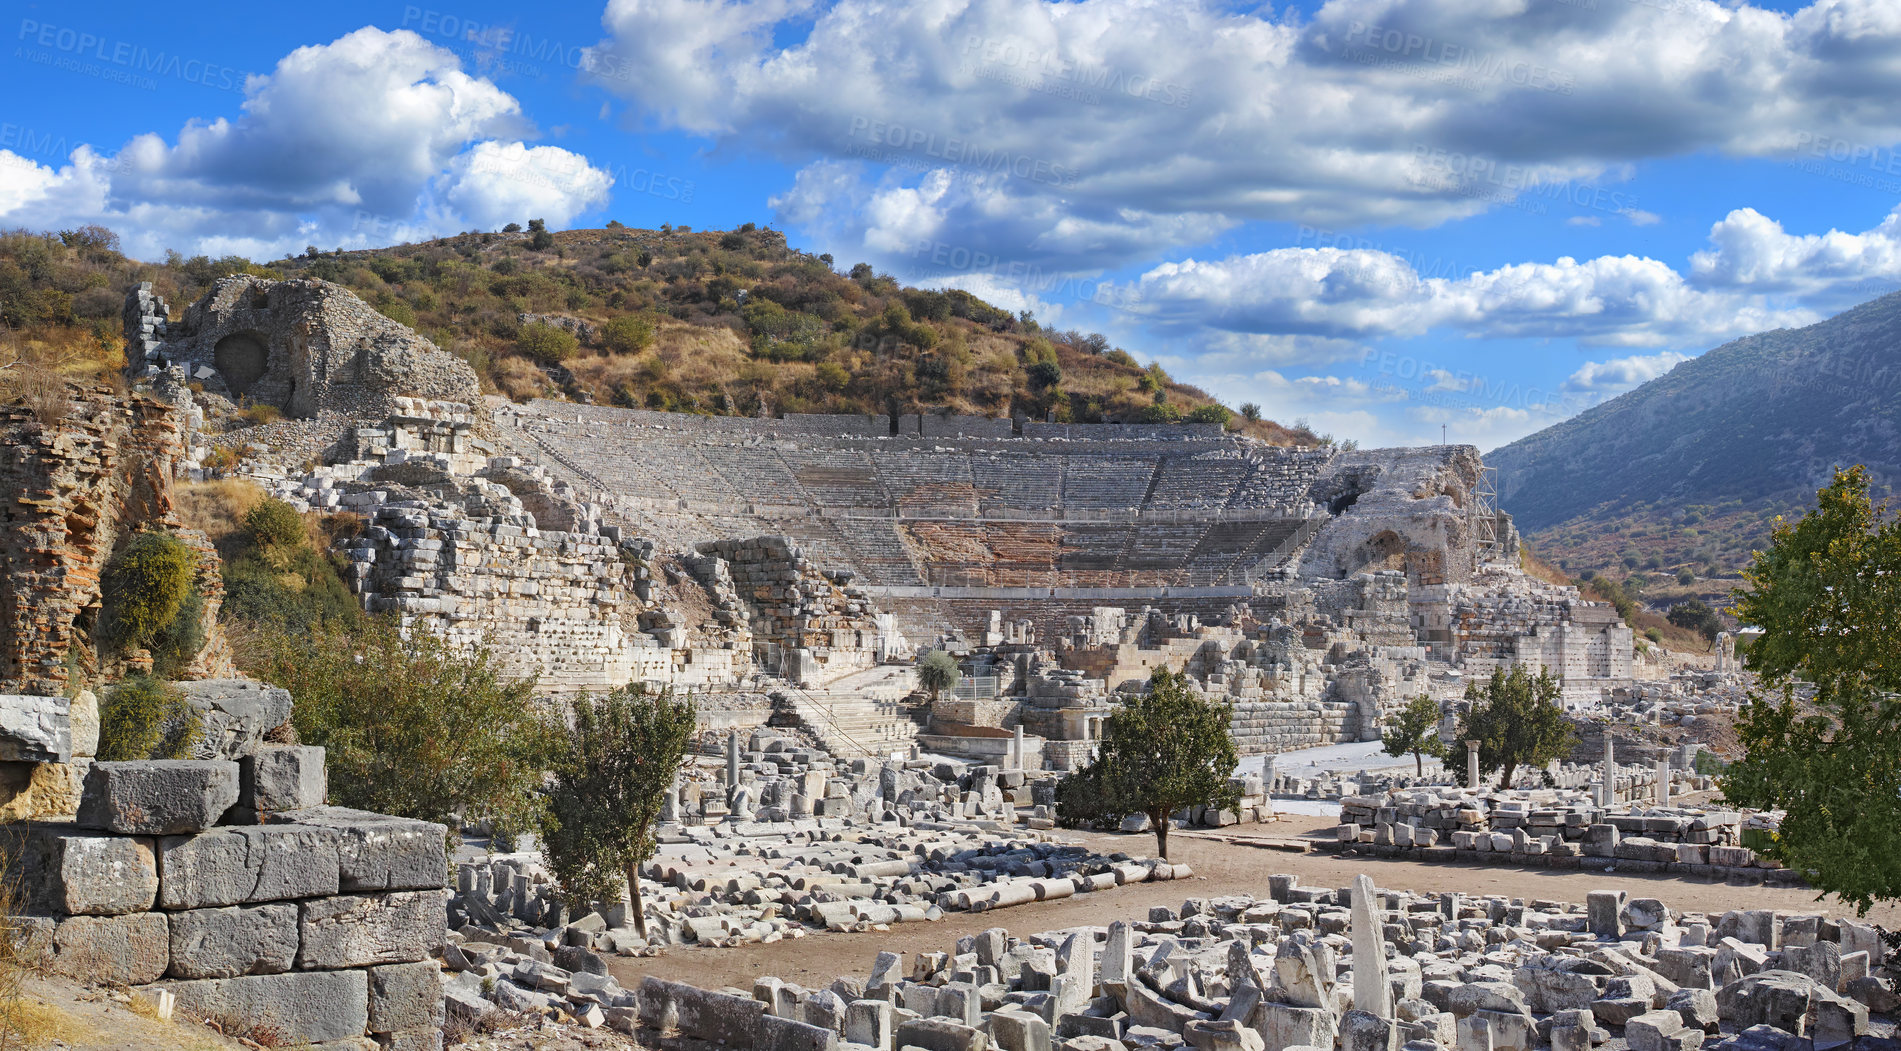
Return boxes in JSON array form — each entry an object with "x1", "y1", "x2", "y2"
[
  {"x1": 1347, "y1": 529, "x2": 1408, "y2": 576},
  {"x1": 213, "y1": 332, "x2": 269, "y2": 400}
]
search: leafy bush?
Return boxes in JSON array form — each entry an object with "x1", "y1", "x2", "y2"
[
  {"x1": 98, "y1": 675, "x2": 203, "y2": 761},
  {"x1": 517, "y1": 323, "x2": 578, "y2": 365},
  {"x1": 245, "y1": 498, "x2": 305, "y2": 550},
  {"x1": 250, "y1": 617, "x2": 555, "y2": 837},
  {"x1": 100, "y1": 532, "x2": 196, "y2": 654},
  {"x1": 1185, "y1": 404, "x2": 1231, "y2": 426},
  {"x1": 1026, "y1": 360, "x2": 1062, "y2": 391},
  {"x1": 601, "y1": 314, "x2": 656, "y2": 355},
  {"x1": 1137, "y1": 402, "x2": 1181, "y2": 423}
]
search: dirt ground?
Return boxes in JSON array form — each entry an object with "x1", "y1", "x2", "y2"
[{"x1": 608, "y1": 822, "x2": 1901, "y2": 995}]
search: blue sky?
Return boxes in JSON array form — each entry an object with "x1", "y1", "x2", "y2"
[{"x1": 6, "y1": 0, "x2": 1900, "y2": 451}]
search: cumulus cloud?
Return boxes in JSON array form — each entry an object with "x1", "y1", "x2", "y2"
[
  {"x1": 1564, "y1": 351, "x2": 1693, "y2": 391},
  {"x1": 1690, "y1": 205, "x2": 1901, "y2": 299},
  {"x1": 0, "y1": 28, "x2": 613, "y2": 259},
  {"x1": 1111, "y1": 246, "x2": 1815, "y2": 348},
  {"x1": 585, "y1": 0, "x2": 1901, "y2": 270}
]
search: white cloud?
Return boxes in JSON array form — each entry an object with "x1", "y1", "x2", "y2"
[
  {"x1": 1566, "y1": 216, "x2": 1602, "y2": 227},
  {"x1": 0, "y1": 28, "x2": 613, "y2": 259},
  {"x1": 1689, "y1": 205, "x2": 1901, "y2": 299},
  {"x1": 585, "y1": 0, "x2": 1901, "y2": 270},
  {"x1": 1621, "y1": 208, "x2": 1662, "y2": 226},
  {"x1": 1564, "y1": 351, "x2": 1692, "y2": 392},
  {"x1": 1111, "y1": 246, "x2": 1816, "y2": 348}
]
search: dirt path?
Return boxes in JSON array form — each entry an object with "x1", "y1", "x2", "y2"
[{"x1": 608, "y1": 826, "x2": 1897, "y2": 994}]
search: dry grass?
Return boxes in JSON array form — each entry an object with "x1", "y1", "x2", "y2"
[
  {"x1": 174, "y1": 480, "x2": 266, "y2": 545},
  {"x1": 1519, "y1": 545, "x2": 1571, "y2": 586},
  {"x1": 491, "y1": 356, "x2": 549, "y2": 402},
  {"x1": 0, "y1": 997, "x2": 87, "y2": 1049}
]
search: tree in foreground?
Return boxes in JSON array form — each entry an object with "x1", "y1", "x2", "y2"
[
  {"x1": 917, "y1": 649, "x2": 960, "y2": 705},
  {"x1": 250, "y1": 616, "x2": 554, "y2": 839},
  {"x1": 539, "y1": 684, "x2": 697, "y2": 938},
  {"x1": 1056, "y1": 668, "x2": 1239, "y2": 859},
  {"x1": 1722, "y1": 466, "x2": 1901, "y2": 914},
  {"x1": 1382, "y1": 695, "x2": 1444, "y2": 776},
  {"x1": 1457, "y1": 665, "x2": 1575, "y2": 789}
]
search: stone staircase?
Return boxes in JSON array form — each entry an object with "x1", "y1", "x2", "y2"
[{"x1": 782, "y1": 666, "x2": 923, "y2": 760}]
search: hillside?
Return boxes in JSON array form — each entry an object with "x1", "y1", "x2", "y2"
[
  {"x1": 1488, "y1": 290, "x2": 1901, "y2": 585},
  {"x1": 0, "y1": 223, "x2": 1309, "y2": 443}
]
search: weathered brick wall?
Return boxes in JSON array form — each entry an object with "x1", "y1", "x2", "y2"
[{"x1": 0, "y1": 393, "x2": 232, "y2": 697}]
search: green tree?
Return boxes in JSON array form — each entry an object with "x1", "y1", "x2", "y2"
[
  {"x1": 1722, "y1": 467, "x2": 1901, "y2": 914},
  {"x1": 251, "y1": 617, "x2": 555, "y2": 838},
  {"x1": 1457, "y1": 666, "x2": 1576, "y2": 788},
  {"x1": 1667, "y1": 599, "x2": 1723, "y2": 645},
  {"x1": 539, "y1": 684, "x2": 696, "y2": 938},
  {"x1": 244, "y1": 497, "x2": 305, "y2": 551},
  {"x1": 1055, "y1": 668, "x2": 1240, "y2": 859},
  {"x1": 1382, "y1": 696, "x2": 1443, "y2": 776},
  {"x1": 917, "y1": 649, "x2": 959, "y2": 704},
  {"x1": 1239, "y1": 402, "x2": 1262, "y2": 422}
]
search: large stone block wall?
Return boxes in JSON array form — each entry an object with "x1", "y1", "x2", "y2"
[
  {"x1": 11, "y1": 755, "x2": 448, "y2": 1049},
  {"x1": 343, "y1": 500, "x2": 653, "y2": 692},
  {"x1": 693, "y1": 536, "x2": 881, "y2": 683}
]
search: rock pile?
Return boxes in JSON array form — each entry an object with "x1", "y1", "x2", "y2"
[
  {"x1": 1336, "y1": 789, "x2": 1793, "y2": 883},
  {"x1": 633, "y1": 873, "x2": 1893, "y2": 1051}
]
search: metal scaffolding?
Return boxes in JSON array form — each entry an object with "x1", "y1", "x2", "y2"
[{"x1": 1471, "y1": 465, "x2": 1500, "y2": 564}]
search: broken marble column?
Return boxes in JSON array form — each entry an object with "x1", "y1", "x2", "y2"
[
  {"x1": 1656, "y1": 760, "x2": 1670, "y2": 805},
  {"x1": 1602, "y1": 737, "x2": 1615, "y2": 806},
  {"x1": 1351, "y1": 874, "x2": 1393, "y2": 1019},
  {"x1": 726, "y1": 731, "x2": 740, "y2": 801},
  {"x1": 1013, "y1": 725, "x2": 1025, "y2": 772},
  {"x1": 1465, "y1": 741, "x2": 1480, "y2": 789}
]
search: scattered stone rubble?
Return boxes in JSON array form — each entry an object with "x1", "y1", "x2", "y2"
[
  {"x1": 1337, "y1": 788, "x2": 1795, "y2": 884},
  {"x1": 632, "y1": 872, "x2": 1894, "y2": 1051}
]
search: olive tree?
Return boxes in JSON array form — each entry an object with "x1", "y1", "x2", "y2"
[
  {"x1": 1056, "y1": 668, "x2": 1239, "y2": 859},
  {"x1": 918, "y1": 649, "x2": 960, "y2": 704},
  {"x1": 539, "y1": 684, "x2": 697, "y2": 938},
  {"x1": 1382, "y1": 696, "x2": 1444, "y2": 776},
  {"x1": 1457, "y1": 666, "x2": 1575, "y2": 789}
]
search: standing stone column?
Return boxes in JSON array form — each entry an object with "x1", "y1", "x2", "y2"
[
  {"x1": 1013, "y1": 724, "x2": 1025, "y2": 772},
  {"x1": 726, "y1": 731, "x2": 740, "y2": 804},
  {"x1": 1602, "y1": 736, "x2": 1615, "y2": 806},
  {"x1": 1465, "y1": 741, "x2": 1481, "y2": 790},
  {"x1": 1351, "y1": 874, "x2": 1392, "y2": 1018},
  {"x1": 1655, "y1": 760, "x2": 1670, "y2": 805}
]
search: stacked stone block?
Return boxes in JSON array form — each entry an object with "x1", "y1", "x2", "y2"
[{"x1": 12, "y1": 753, "x2": 448, "y2": 1049}]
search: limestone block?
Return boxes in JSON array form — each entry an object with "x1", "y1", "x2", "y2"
[
  {"x1": 296, "y1": 890, "x2": 444, "y2": 969},
  {"x1": 238, "y1": 744, "x2": 327, "y2": 816},
  {"x1": 12, "y1": 824, "x2": 157, "y2": 915},
  {"x1": 159, "y1": 970, "x2": 371, "y2": 1044},
  {"x1": 894, "y1": 1017, "x2": 988, "y2": 1051},
  {"x1": 1625, "y1": 1011, "x2": 1684, "y2": 1051},
  {"x1": 369, "y1": 960, "x2": 445, "y2": 1033},
  {"x1": 176, "y1": 680, "x2": 293, "y2": 760},
  {"x1": 76, "y1": 760, "x2": 239, "y2": 834},
  {"x1": 158, "y1": 825, "x2": 341, "y2": 908},
  {"x1": 1258, "y1": 1001, "x2": 1337, "y2": 1050},
  {"x1": 69, "y1": 691, "x2": 98, "y2": 759},
  {"x1": 50, "y1": 911, "x2": 170, "y2": 985},
  {"x1": 0, "y1": 694, "x2": 72, "y2": 763},
  {"x1": 272, "y1": 807, "x2": 446, "y2": 891},
  {"x1": 166, "y1": 903, "x2": 299, "y2": 979}
]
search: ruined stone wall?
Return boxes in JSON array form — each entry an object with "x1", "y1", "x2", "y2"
[
  {"x1": 0, "y1": 393, "x2": 232, "y2": 697},
  {"x1": 692, "y1": 536, "x2": 881, "y2": 684},
  {"x1": 126, "y1": 276, "x2": 479, "y2": 421},
  {"x1": 12, "y1": 752, "x2": 447, "y2": 1048},
  {"x1": 343, "y1": 499, "x2": 657, "y2": 693},
  {"x1": 1299, "y1": 445, "x2": 1488, "y2": 586}
]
